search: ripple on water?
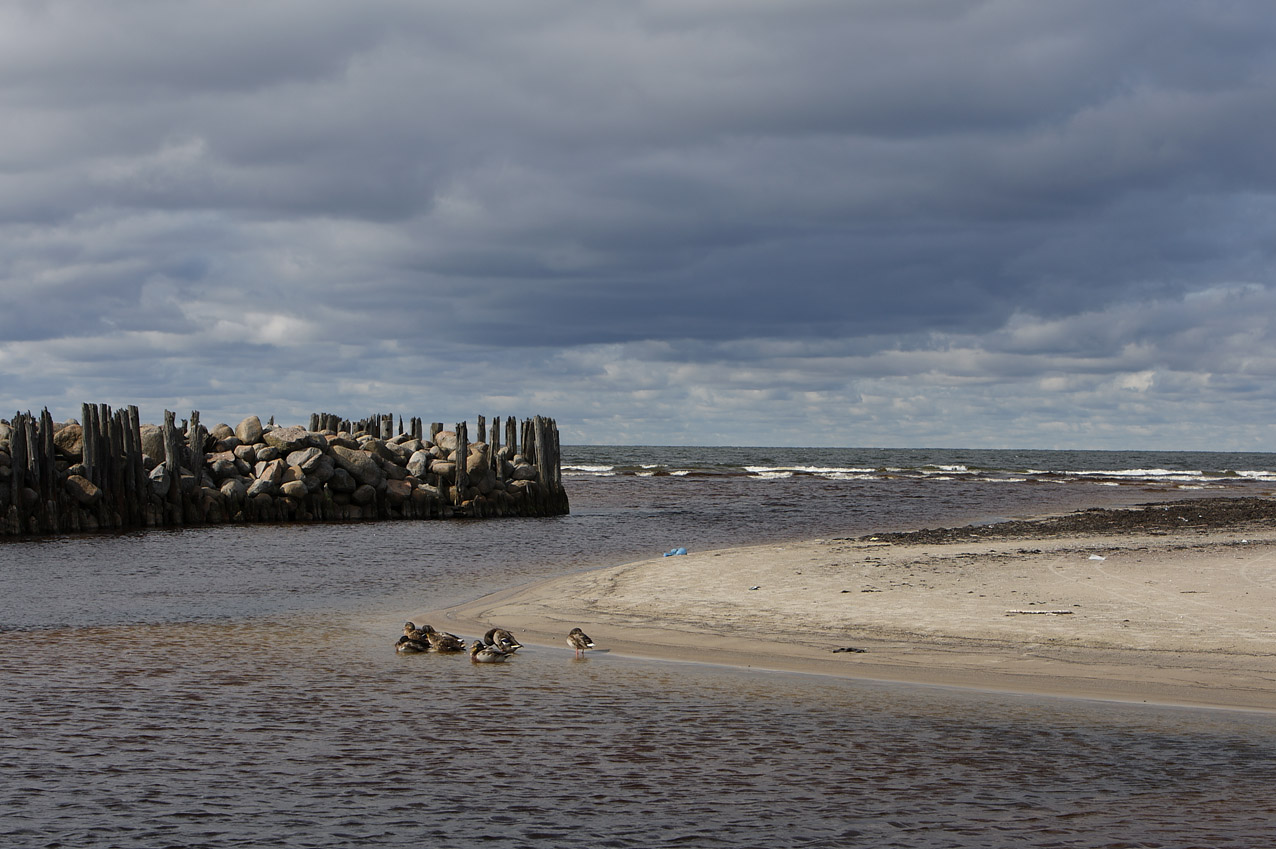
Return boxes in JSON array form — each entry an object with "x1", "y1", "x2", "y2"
[{"x1": 3, "y1": 617, "x2": 1276, "y2": 847}]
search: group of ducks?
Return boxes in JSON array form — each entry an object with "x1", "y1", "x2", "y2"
[{"x1": 395, "y1": 621, "x2": 596, "y2": 663}]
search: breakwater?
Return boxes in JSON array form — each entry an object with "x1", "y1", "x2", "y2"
[{"x1": 0, "y1": 404, "x2": 567, "y2": 537}]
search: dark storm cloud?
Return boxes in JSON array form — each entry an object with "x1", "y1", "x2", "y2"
[{"x1": 3, "y1": 1, "x2": 1276, "y2": 447}]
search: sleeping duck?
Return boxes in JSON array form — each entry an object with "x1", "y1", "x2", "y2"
[
  {"x1": 483, "y1": 627, "x2": 524, "y2": 652},
  {"x1": 470, "y1": 639, "x2": 514, "y2": 663}
]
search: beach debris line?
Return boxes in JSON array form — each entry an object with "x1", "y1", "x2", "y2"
[
  {"x1": 1, "y1": 405, "x2": 569, "y2": 537},
  {"x1": 1004, "y1": 609, "x2": 1075, "y2": 615},
  {"x1": 831, "y1": 646, "x2": 867, "y2": 653}
]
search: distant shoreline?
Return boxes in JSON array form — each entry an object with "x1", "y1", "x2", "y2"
[{"x1": 426, "y1": 496, "x2": 1276, "y2": 711}]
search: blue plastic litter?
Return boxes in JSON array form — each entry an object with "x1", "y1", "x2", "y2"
[{"x1": 663, "y1": 547, "x2": 688, "y2": 557}]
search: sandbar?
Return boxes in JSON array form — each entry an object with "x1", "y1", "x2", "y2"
[{"x1": 424, "y1": 499, "x2": 1276, "y2": 711}]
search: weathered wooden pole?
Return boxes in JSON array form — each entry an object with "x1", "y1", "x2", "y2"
[
  {"x1": 454, "y1": 421, "x2": 468, "y2": 506},
  {"x1": 10, "y1": 412, "x2": 29, "y2": 531}
]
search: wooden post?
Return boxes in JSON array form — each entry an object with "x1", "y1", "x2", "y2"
[
  {"x1": 10, "y1": 412, "x2": 28, "y2": 529},
  {"x1": 81, "y1": 402, "x2": 96, "y2": 485},
  {"x1": 128, "y1": 405, "x2": 146, "y2": 524},
  {"x1": 454, "y1": 421, "x2": 468, "y2": 506}
]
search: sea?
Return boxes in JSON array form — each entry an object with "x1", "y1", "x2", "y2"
[{"x1": 4, "y1": 446, "x2": 1276, "y2": 848}]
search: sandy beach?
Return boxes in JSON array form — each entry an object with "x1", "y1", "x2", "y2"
[{"x1": 426, "y1": 501, "x2": 1276, "y2": 711}]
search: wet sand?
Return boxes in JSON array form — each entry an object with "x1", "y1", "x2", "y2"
[{"x1": 426, "y1": 501, "x2": 1276, "y2": 711}]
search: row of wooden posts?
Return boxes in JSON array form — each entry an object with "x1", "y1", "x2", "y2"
[{"x1": 1, "y1": 403, "x2": 567, "y2": 537}]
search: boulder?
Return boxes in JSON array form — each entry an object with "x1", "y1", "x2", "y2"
[
  {"x1": 65, "y1": 474, "x2": 102, "y2": 506},
  {"x1": 385, "y1": 478, "x2": 412, "y2": 505},
  {"x1": 466, "y1": 443, "x2": 491, "y2": 476},
  {"x1": 330, "y1": 445, "x2": 384, "y2": 487},
  {"x1": 280, "y1": 479, "x2": 309, "y2": 499},
  {"x1": 256, "y1": 445, "x2": 280, "y2": 463},
  {"x1": 262, "y1": 425, "x2": 313, "y2": 454},
  {"x1": 255, "y1": 458, "x2": 286, "y2": 486},
  {"x1": 286, "y1": 446, "x2": 325, "y2": 472},
  {"x1": 140, "y1": 425, "x2": 165, "y2": 460},
  {"x1": 53, "y1": 424, "x2": 84, "y2": 460},
  {"x1": 213, "y1": 435, "x2": 243, "y2": 452},
  {"x1": 220, "y1": 478, "x2": 247, "y2": 501},
  {"x1": 407, "y1": 450, "x2": 431, "y2": 479},
  {"x1": 210, "y1": 423, "x2": 235, "y2": 441},
  {"x1": 235, "y1": 415, "x2": 264, "y2": 445},
  {"x1": 246, "y1": 476, "x2": 276, "y2": 498},
  {"x1": 233, "y1": 444, "x2": 258, "y2": 465},
  {"x1": 434, "y1": 430, "x2": 458, "y2": 452},
  {"x1": 327, "y1": 467, "x2": 357, "y2": 494},
  {"x1": 309, "y1": 453, "x2": 335, "y2": 484},
  {"x1": 351, "y1": 484, "x2": 377, "y2": 505},
  {"x1": 208, "y1": 453, "x2": 241, "y2": 481},
  {"x1": 148, "y1": 464, "x2": 171, "y2": 497}
]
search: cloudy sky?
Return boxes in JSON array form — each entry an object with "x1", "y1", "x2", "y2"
[{"x1": 2, "y1": 1, "x2": 1275, "y2": 449}]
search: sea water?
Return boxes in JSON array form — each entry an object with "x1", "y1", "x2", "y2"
[{"x1": 3, "y1": 447, "x2": 1276, "y2": 847}]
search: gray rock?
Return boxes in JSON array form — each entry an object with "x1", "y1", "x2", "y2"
[
  {"x1": 233, "y1": 444, "x2": 258, "y2": 465},
  {"x1": 351, "y1": 484, "x2": 377, "y2": 505},
  {"x1": 208, "y1": 454, "x2": 241, "y2": 480},
  {"x1": 235, "y1": 416, "x2": 264, "y2": 445},
  {"x1": 280, "y1": 479, "x2": 309, "y2": 499},
  {"x1": 466, "y1": 443, "x2": 491, "y2": 476},
  {"x1": 330, "y1": 444, "x2": 384, "y2": 487},
  {"x1": 309, "y1": 454, "x2": 335, "y2": 484},
  {"x1": 210, "y1": 423, "x2": 235, "y2": 441},
  {"x1": 434, "y1": 430, "x2": 458, "y2": 452},
  {"x1": 53, "y1": 424, "x2": 84, "y2": 460},
  {"x1": 385, "y1": 478, "x2": 412, "y2": 505},
  {"x1": 246, "y1": 476, "x2": 276, "y2": 498},
  {"x1": 286, "y1": 446, "x2": 325, "y2": 472},
  {"x1": 263, "y1": 425, "x2": 313, "y2": 454},
  {"x1": 328, "y1": 467, "x2": 357, "y2": 494},
  {"x1": 220, "y1": 478, "x2": 247, "y2": 501},
  {"x1": 140, "y1": 424, "x2": 165, "y2": 460},
  {"x1": 407, "y1": 450, "x2": 431, "y2": 479},
  {"x1": 255, "y1": 458, "x2": 286, "y2": 486},
  {"x1": 256, "y1": 445, "x2": 280, "y2": 462},
  {"x1": 65, "y1": 474, "x2": 102, "y2": 506},
  {"x1": 213, "y1": 436, "x2": 242, "y2": 452},
  {"x1": 148, "y1": 464, "x2": 171, "y2": 497}
]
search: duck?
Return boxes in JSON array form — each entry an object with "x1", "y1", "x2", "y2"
[
  {"x1": 425, "y1": 629, "x2": 467, "y2": 653},
  {"x1": 470, "y1": 639, "x2": 514, "y2": 663},
  {"x1": 395, "y1": 635, "x2": 430, "y2": 654},
  {"x1": 403, "y1": 621, "x2": 433, "y2": 641},
  {"x1": 483, "y1": 627, "x2": 524, "y2": 652},
  {"x1": 567, "y1": 627, "x2": 595, "y2": 658}
]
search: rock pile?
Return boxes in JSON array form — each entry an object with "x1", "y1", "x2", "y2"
[{"x1": 1, "y1": 406, "x2": 567, "y2": 536}]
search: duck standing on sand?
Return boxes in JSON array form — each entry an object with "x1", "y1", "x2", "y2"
[
  {"x1": 470, "y1": 639, "x2": 514, "y2": 663},
  {"x1": 567, "y1": 627, "x2": 595, "y2": 658},
  {"x1": 483, "y1": 628, "x2": 524, "y2": 653}
]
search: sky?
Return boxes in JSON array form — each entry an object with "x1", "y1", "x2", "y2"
[{"x1": 3, "y1": 0, "x2": 1276, "y2": 450}]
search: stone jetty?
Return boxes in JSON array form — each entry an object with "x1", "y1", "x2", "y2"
[{"x1": 0, "y1": 404, "x2": 568, "y2": 537}]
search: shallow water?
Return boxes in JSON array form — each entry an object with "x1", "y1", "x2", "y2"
[
  {"x1": 4, "y1": 447, "x2": 1276, "y2": 846},
  {"x1": 5, "y1": 616, "x2": 1275, "y2": 849}
]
